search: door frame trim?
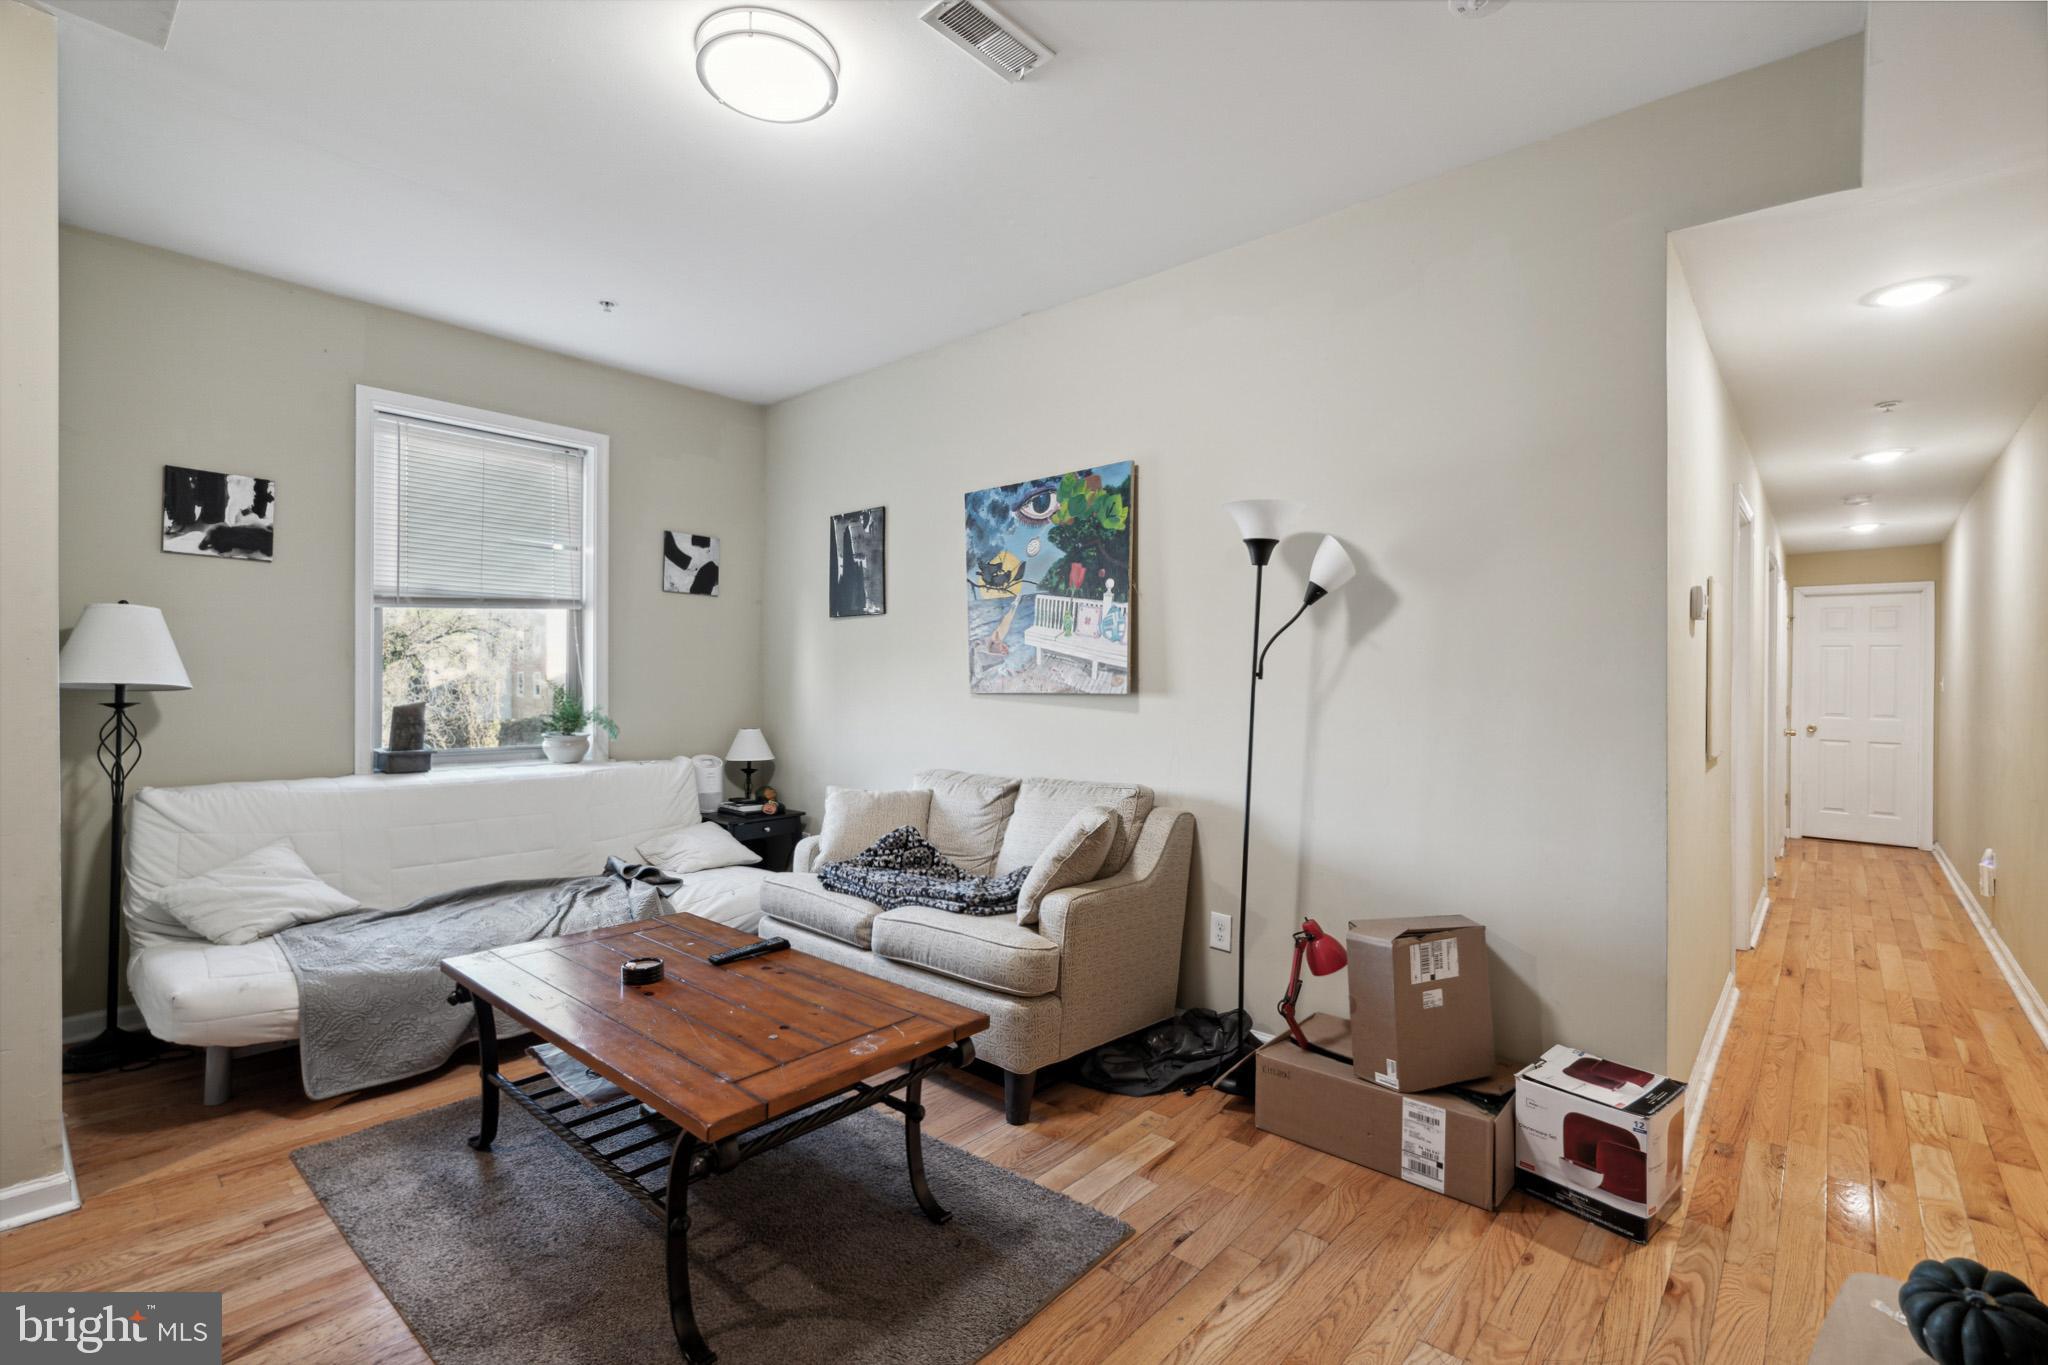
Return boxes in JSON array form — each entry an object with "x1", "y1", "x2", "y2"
[{"x1": 1787, "y1": 580, "x2": 1936, "y2": 850}]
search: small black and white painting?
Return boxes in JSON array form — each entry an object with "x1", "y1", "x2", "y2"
[
  {"x1": 163, "y1": 465, "x2": 275, "y2": 561},
  {"x1": 829, "y1": 506, "x2": 886, "y2": 618},
  {"x1": 662, "y1": 531, "x2": 720, "y2": 596}
]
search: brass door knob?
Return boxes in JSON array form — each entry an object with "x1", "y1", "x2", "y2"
[{"x1": 1806, "y1": 724, "x2": 1818, "y2": 735}]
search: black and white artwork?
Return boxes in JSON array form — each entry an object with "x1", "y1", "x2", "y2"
[
  {"x1": 162, "y1": 465, "x2": 275, "y2": 561},
  {"x1": 662, "y1": 531, "x2": 720, "y2": 596},
  {"x1": 829, "y1": 506, "x2": 886, "y2": 618}
]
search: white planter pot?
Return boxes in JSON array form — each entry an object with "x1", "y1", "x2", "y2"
[{"x1": 542, "y1": 732, "x2": 591, "y2": 765}]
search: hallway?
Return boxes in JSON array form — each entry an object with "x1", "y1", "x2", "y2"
[{"x1": 1651, "y1": 835, "x2": 2048, "y2": 1363}]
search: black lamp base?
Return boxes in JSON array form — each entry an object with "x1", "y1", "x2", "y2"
[
  {"x1": 63, "y1": 1024, "x2": 162, "y2": 1074},
  {"x1": 1210, "y1": 1041, "x2": 1260, "y2": 1100}
]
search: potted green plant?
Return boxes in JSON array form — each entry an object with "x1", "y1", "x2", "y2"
[{"x1": 540, "y1": 684, "x2": 618, "y2": 765}]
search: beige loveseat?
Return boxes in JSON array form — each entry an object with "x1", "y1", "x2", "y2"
[{"x1": 756, "y1": 771, "x2": 1195, "y2": 1123}]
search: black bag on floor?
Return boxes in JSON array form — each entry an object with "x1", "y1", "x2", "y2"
[{"x1": 1071, "y1": 1008, "x2": 1253, "y2": 1096}]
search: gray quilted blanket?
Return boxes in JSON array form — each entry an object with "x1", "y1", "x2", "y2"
[
  {"x1": 276, "y1": 875, "x2": 659, "y2": 1100},
  {"x1": 818, "y1": 826, "x2": 1029, "y2": 916}
]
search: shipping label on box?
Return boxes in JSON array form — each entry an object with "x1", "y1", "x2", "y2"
[
  {"x1": 1346, "y1": 915, "x2": 1494, "y2": 1093},
  {"x1": 1513, "y1": 1044, "x2": 1686, "y2": 1242}
]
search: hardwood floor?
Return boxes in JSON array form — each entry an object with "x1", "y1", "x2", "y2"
[{"x1": 6, "y1": 838, "x2": 2046, "y2": 1363}]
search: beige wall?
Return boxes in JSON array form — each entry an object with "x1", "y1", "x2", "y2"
[
  {"x1": 1664, "y1": 245, "x2": 1781, "y2": 1077},
  {"x1": 0, "y1": 1, "x2": 68, "y2": 1194},
  {"x1": 1786, "y1": 544, "x2": 1943, "y2": 589},
  {"x1": 763, "y1": 40, "x2": 1863, "y2": 1068},
  {"x1": 59, "y1": 231, "x2": 767, "y2": 1017},
  {"x1": 1938, "y1": 392, "x2": 2047, "y2": 992}
]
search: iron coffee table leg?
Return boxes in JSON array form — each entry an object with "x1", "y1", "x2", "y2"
[
  {"x1": 902, "y1": 1068, "x2": 952, "y2": 1225},
  {"x1": 467, "y1": 996, "x2": 500, "y2": 1152},
  {"x1": 664, "y1": 1132, "x2": 716, "y2": 1365}
]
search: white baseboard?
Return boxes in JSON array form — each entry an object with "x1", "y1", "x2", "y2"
[
  {"x1": 1683, "y1": 971, "x2": 1740, "y2": 1163},
  {"x1": 1934, "y1": 843, "x2": 2048, "y2": 1051},
  {"x1": 61, "y1": 1004, "x2": 146, "y2": 1046},
  {"x1": 0, "y1": 1124, "x2": 78, "y2": 1232},
  {"x1": 1748, "y1": 888, "x2": 1771, "y2": 949}
]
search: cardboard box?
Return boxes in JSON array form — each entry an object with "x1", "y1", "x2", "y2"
[
  {"x1": 1255, "y1": 1013, "x2": 1518, "y2": 1211},
  {"x1": 1346, "y1": 914, "x2": 1493, "y2": 1092},
  {"x1": 1513, "y1": 1044, "x2": 1687, "y2": 1242},
  {"x1": 1807, "y1": 1275, "x2": 1924, "y2": 1365}
]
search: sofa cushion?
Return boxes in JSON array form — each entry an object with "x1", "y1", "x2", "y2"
[
  {"x1": 1015, "y1": 805, "x2": 1115, "y2": 926},
  {"x1": 817, "y1": 787, "x2": 933, "y2": 864},
  {"x1": 758, "y1": 874, "x2": 888, "y2": 948},
  {"x1": 997, "y1": 778, "x2": 1154, "y2": 877},
  {"x1": 913, "y1": 769, "x2": 1019, "y2": 876},
  {"x1": 871, "y1": 907, "x2": 1061, "y2": 998}
]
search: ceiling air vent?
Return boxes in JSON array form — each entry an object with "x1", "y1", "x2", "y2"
[{"x1": 919, "y1": 0, "x2": 1054, "y2": 82}]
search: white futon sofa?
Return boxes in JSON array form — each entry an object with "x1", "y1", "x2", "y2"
[{"x1": 124, "y1": 757, "x2": 770, "y2": 1105}]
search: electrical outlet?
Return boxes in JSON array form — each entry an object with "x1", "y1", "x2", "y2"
[{"x1": 1209, "y1": 913, "x2": 1232, "y2": 952}]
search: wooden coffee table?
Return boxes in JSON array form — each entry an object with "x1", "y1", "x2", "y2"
[{"x1": 440, "y1": 914, "x2": 988, "y2": 1364}]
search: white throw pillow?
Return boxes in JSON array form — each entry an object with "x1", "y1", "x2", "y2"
[
  {"x1": 637, "y1": 821, "x2": 762, "y2": 876},
  {"x1": 1015, "y1": 805, "x2": 1116, "y2": 925},
  {"x1": 157, "y1": 841, "x2": 360, "y2": 945},
  {"x1": 818, "y1": 787, "x2": 933, "y2": 864}
]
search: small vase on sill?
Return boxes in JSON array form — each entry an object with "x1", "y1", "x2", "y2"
[{"x1": 542, "y1": 732, "x2": 591, "y2": 765}]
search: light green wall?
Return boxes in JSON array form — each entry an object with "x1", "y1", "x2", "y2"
[{"x1": 58, "y1": 230, "x2": 767, "y2": 1017}]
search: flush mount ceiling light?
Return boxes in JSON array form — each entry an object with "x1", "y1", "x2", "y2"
[
  {"x1": 1847, "y1": 522, "x2": 1885, "y2": 534},
  {"x1": 695, "y1": 7, "x2": 839, "y2": 124},
  {"x1": 1856, "y1": 447, "x2": 1911, "y2": 464},
  {"x1": 1860, "y1": 277, "x2": 1959, "y2": 309},
  {"x1": 1842, "y1": 493, "x2": 1873, "y2": 506}
]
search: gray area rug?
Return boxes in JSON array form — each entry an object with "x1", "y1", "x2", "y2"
[{"x1": 292, "y1": 1097, "x2": 1127, "y2": 1364}]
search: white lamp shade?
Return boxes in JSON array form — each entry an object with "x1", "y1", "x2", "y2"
[
  {"x1": 59, "y1": 603, "x2": 192, "y2": 691},
  {"x1": 1223, "y1": 499, "x2": 1303, "y2": 544},
  {"x1": 725, "y1": 728, "x2": 774, "y2": 763},
  {"x1": 1307, "y1": 536, "x2": 1357, "y2": 595}
]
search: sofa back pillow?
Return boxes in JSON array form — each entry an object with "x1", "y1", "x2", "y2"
[
  {"x1": 818, "y1": 787, "x2": 934, "y2": 864},
  {"x1": 637, "y1": 821, "x2": 762, "y2": 876},
  {"x1": 997, "y1": 777, "x2": 1154, "y2": 877},
  {"x1": 1015, "y1": 805, "x2": 1117, "y2": 925},
  {"x1": 912, "y1": 769, "x2": 1020, "y2": 877},
  {"x1": 158, "y1": 840, "x2": 361, "y2": 945}
]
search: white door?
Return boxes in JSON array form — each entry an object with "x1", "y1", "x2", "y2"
[{"x1": 1791, "y1": 586, "x2": 1930, "y2": 847}]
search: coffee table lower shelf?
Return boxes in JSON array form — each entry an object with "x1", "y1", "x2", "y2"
[{"x1": 453, "y1": 988, "x2": 973, "y2": 1365}]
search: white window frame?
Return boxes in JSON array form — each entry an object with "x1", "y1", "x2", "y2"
[{"x1": 353, "y1": 386, "x2": 609, "y2": 774}]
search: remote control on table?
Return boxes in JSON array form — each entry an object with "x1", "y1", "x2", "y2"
[{"x1": 708, "y1": 937, "x2": 791, "y2": 967}]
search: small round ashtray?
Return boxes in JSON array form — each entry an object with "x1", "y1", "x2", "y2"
[{"x1": 621, "y1": 957, "x2": 664, "y2": 987}]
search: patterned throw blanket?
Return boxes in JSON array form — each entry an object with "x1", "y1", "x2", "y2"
[{"x1": 818, "y1": 826, "x2": 1029, "y2": 916}]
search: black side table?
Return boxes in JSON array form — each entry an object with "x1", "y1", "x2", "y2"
[{"x1": 707, "y1": 808, "x2": 806, "y2": 873}]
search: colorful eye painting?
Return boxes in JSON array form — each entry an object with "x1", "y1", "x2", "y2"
[{"x1": 963, "y1": 462, "x2": 1133, "y2": 695}]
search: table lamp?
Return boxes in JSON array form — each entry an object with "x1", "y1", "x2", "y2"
[
  {"x1": 725, "y1": 728, "x2": 773, "y2": 802},
  {"x1": 59, "y1": 601, "x2": 192, "y2": 1072}
]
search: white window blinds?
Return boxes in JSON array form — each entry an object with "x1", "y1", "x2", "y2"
[{"x1": 371, "y1": 412, "x2": 588, "y2": 607}]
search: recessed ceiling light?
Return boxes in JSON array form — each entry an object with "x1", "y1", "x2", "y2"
[
  {"x1": 1842, "y1": 493, "x2": 1873, "y2": 506},
  {"x1": 1860, "y1": 277, "x2": 1958, "y2": 309},
  {"x1": 1855, "y1": 448, "x2": 1911, "y2": 464},
  {"x1": 1847, "y1": 522, "x2": 1884, "y2": 534},
  {"x1": 695, "y1": 7, "x2": 839, "y2": 124}
]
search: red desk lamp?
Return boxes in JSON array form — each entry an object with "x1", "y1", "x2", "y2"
[{"x1": 1278, "y1": 919, "x2": 1351, "y2": 1063}]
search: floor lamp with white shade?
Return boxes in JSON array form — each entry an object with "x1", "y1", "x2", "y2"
[
  {"x1": 59, "y1": 601, "x2": 191, "y2": 1072},
  {"x1": 1210, "y1": 505, "x2": 1358, "y2": 1099}
]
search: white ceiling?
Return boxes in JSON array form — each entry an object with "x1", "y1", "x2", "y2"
[
  {"x1": 1674, "y1": 3, "x2": 2048, "y2": 555},
  {"x1": 53, "y1": 0, "x2": 1863, "y2": 404}
]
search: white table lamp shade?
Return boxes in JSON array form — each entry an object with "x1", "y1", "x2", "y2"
[
  {"x1": 1223, "y1": 499, "x2": 1303, "y2": 544},
  {"x1": 725, "y1": 728, "x2": 774, "y2": 763},
  {"x1": 59, "y1": 603, "x2": 192, "y2": 691},
  {"x1": 1308, "y1": 536, "x2": 1357, "y2": 595}
]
